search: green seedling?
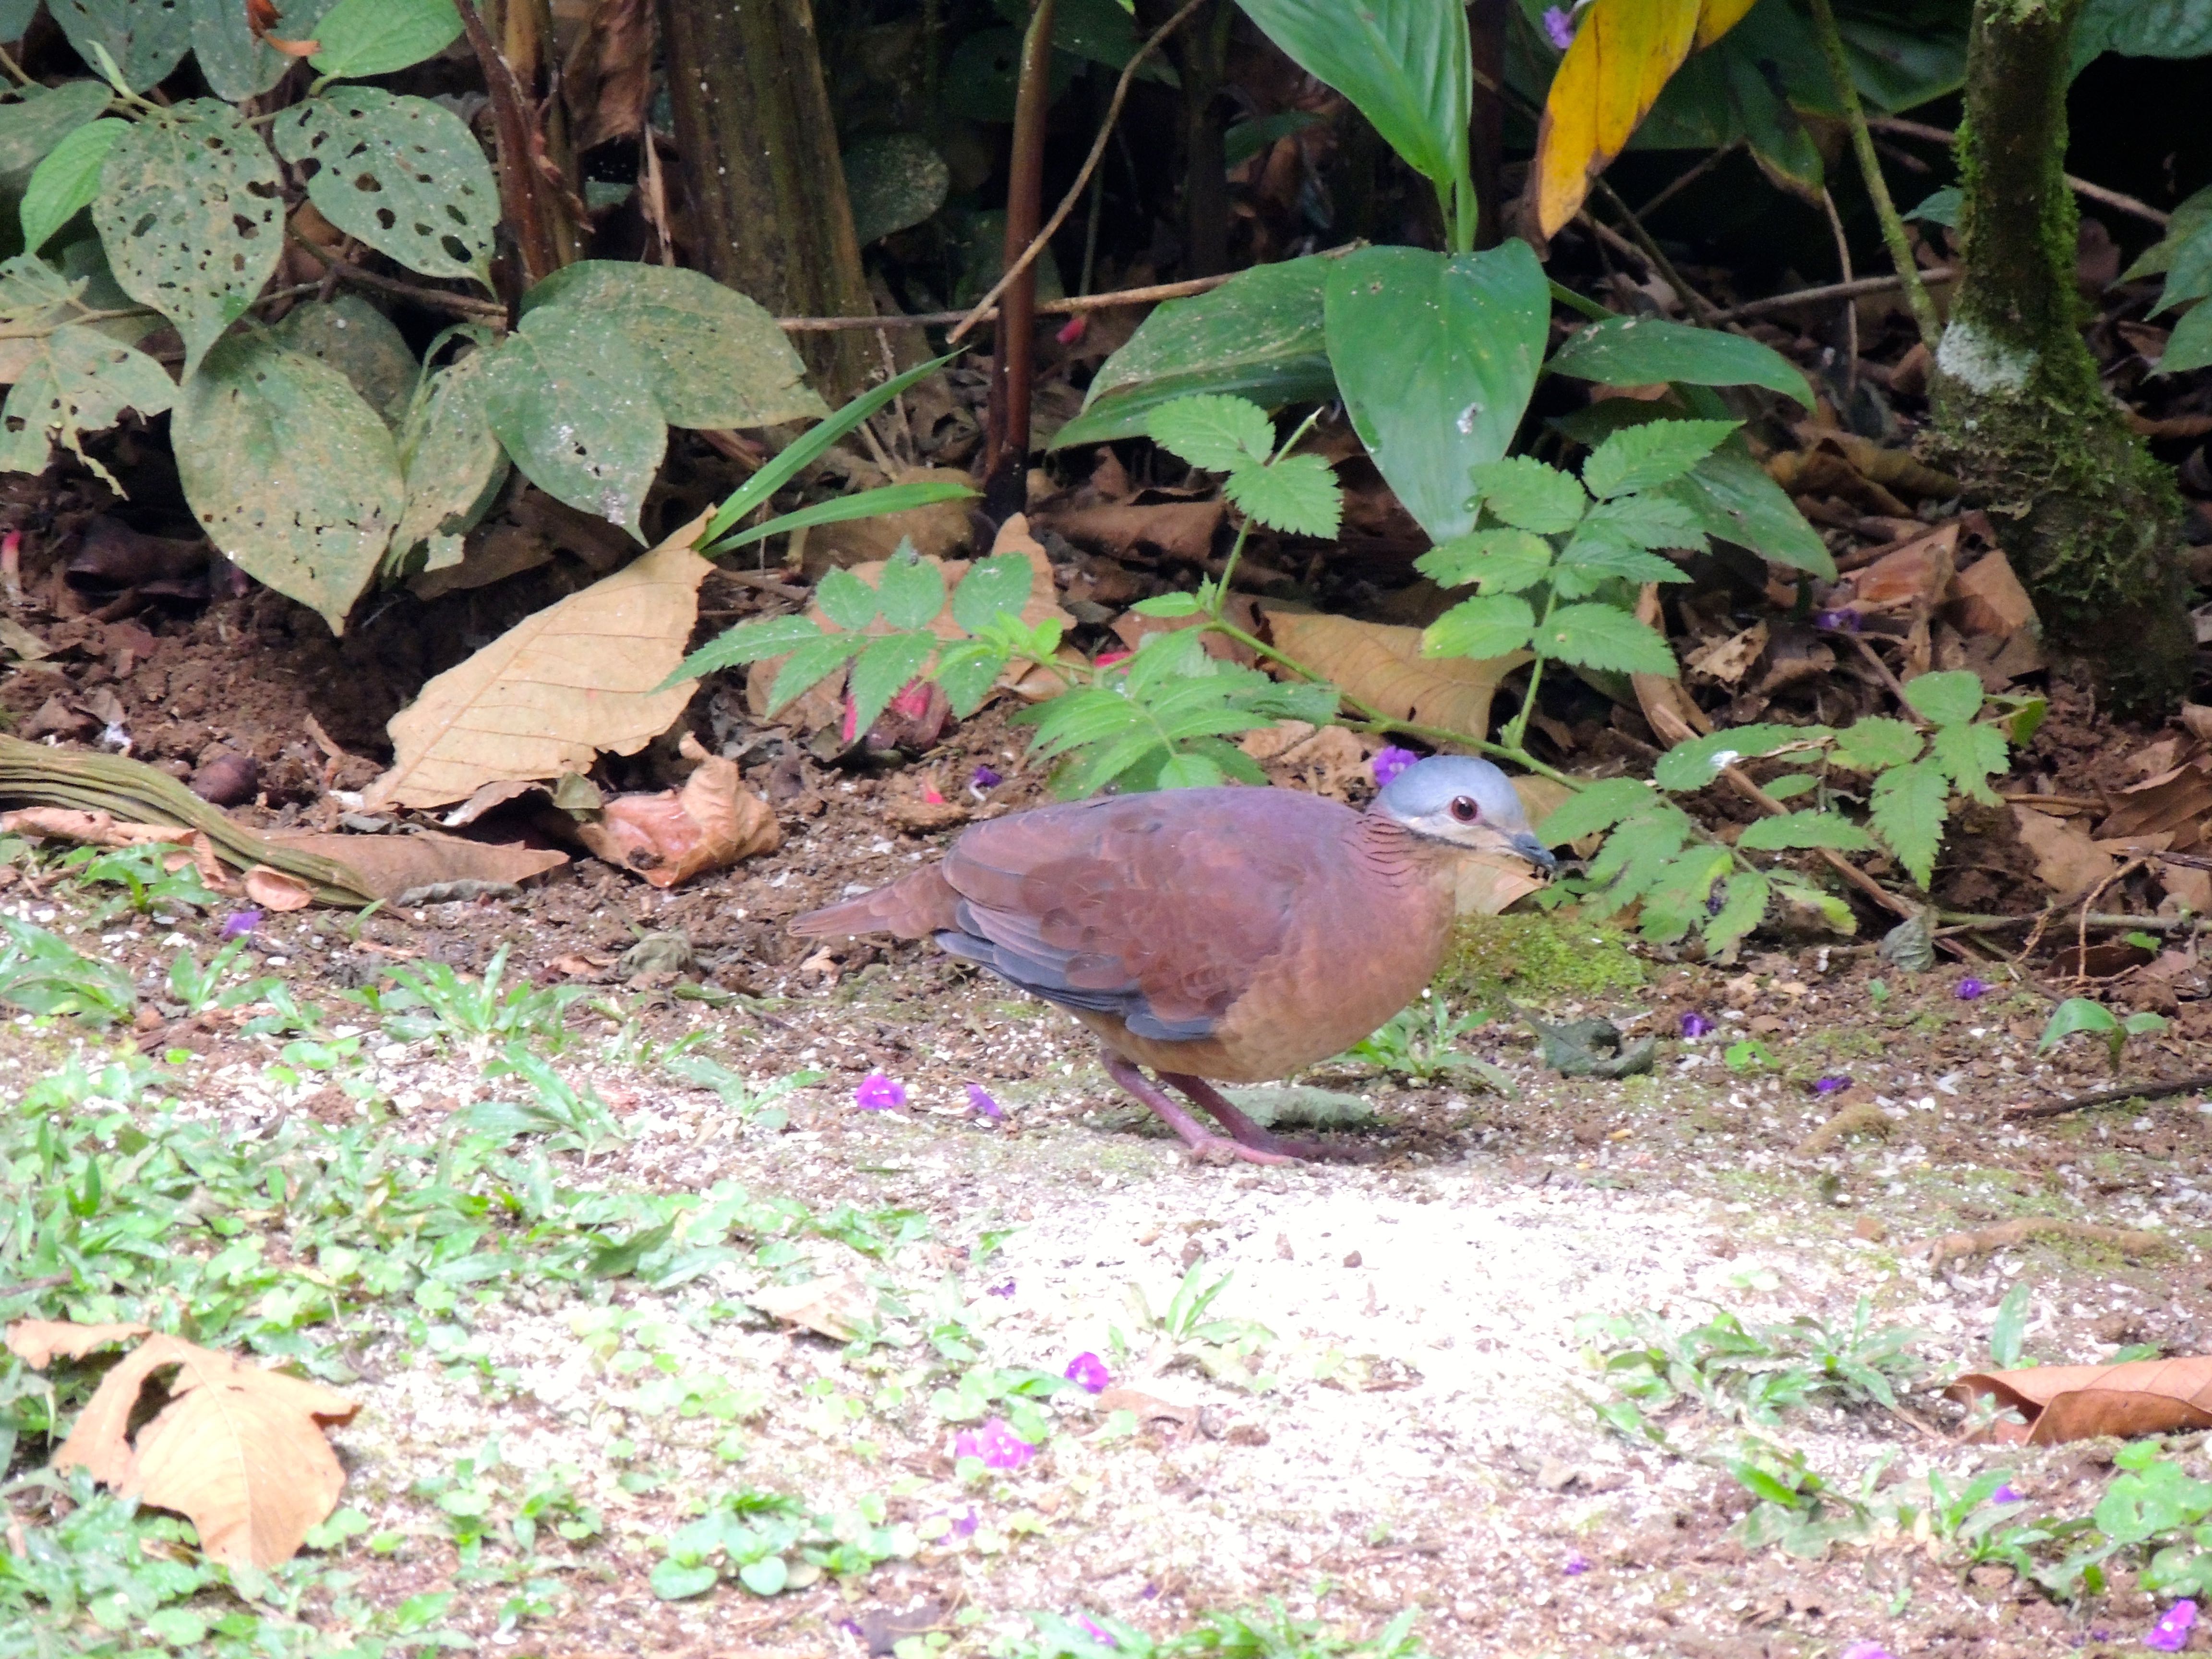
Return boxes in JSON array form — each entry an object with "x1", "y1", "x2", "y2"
[{"x1": 2037, "y1": 997, "x2": 2167, "y2": 1073}]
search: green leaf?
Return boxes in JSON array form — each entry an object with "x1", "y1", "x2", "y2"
[
  {"x1": 481, "y1": 307, "x2": 663, "y2": 539},
  {"x1": 0, "y1": 322, "x2": 173, "y2": 486},
  {"x1": 1579, "y1": 492, "x2": 1707, "y2": 551},
  {"x1": 48, "y1": 0, "x2": 189, "y2": 93},
  {"x1": 1868, "y1": 760, "x2": 1950, "y2": 888},
  {"x1": 274, "y1": 88, "x2": 497, "y2": 287},
  {"x1": 392, "y1": 337, "x2": 505, "y2": 573},
  {"x1": 649, "y1": 1559, "x2": 720, "y2": 1601},
  {"x1": 1931, "y1": 721, "x2": 2008, "y2": 805},
  {"x1": 1585, "y1": 809, "x2": 1693, "y2": 902},
  {"x1": 1829, "y1": 716, "x2": 1923, "y2": 772},
  {"x1": 1736, "y1": 811, "x2": 1876, "y2": 853},
  {"x1": 1899, "y1": 669, "x2": 1985, "y2": 728},
  {"x1": 736, "y1": 1555, "x2": 789, "y2": 1597},
  {"x1": 1536, "y1": 776, "x2": 1657, "y2": 843},
  {"x1": 711, "y1": 480, "x2": 976, "y2": 554},
  {"x1": 1231, "y1": 0, "x2": 1469, "y2": 192},
  {"x1": 1905, "y1": 186, "x2": 1960, "y2": 228},
  {"x1": 1148, "y1": 392, "x2": 1275, "y2": 471},
  {"x1": 951, "y1": 552, "x2": 1034, "y2": 633},
  {"x1": 1582, "y1": 419, "x2": 1742, "y2": 500},
  {"x1": 766, "y1": 633, "x2": 867, "y2": 713},
  {"x1": 190, "y1": 0, "x2": 343, "y2": 102},
  {"x1": 1990, "y1": 1282, "x2": 2031, "y2": 1369},
  {"x1": 18, "y1": 116, "x2": 121, "y2": 252},
  {"x1": 1324, "y1": 241, "x2": 1549, "y2": 542},
  {"x1": 522, "y1": 262, "x2": 824, "y2": 430},
  {"x1": 1050, "y1": 256, "x2": 1334, "y2": 448},
  {"x1": 1653, "y1": 724, "x2": 1814, "y2": 791},
  {"x1": 932, "y1": 639, "x2": 1010, "y2": 716},
  {"x1": 173, "y1": 335, "x2": 403, "y2": 635},
  {"x1": 1130, "y1": 591, "x2": 1203, "y2": 618},
  {"x1": 815, "y1": 567, "x2": 881, "y2": 632},
  {"x1": 1550, "y1": 537, "x2": 1689, "y2": 598},
  {"x1": 1158, "y1": 751, "x2": 1226, "y2": 789},
  {"x1": 1547, "y1": 316, "x2": 1814, "y2": 409},
  {"x1": 1226, "y1": 451, "x2": 1341, "y2": 537},
  {"x1": 1638, "y1": 846, "x2": 1732, "y2": 944},
  {"x1": 309, "y1": 0, "x2": 463, "y2": 80},
  {"x1": 875, "y1": 547, "x2": 946, "y2": 632},
  {"x1": 1538, "y1": 603, "x2": 1678, "y2": 676},
  {"x1": 1467, "y1": 455, "x2": 1585, "y2": 534},
  {"x1": 842, "y1": 132, "x2": 950, "y2": 246},
  {"x1": 1704, "y1": 871, "x2": 1771, "y2": 953},
  {"x1": 1422, "y1": 592, "x2": 1535, "y2": 660},
  {"x1": 0, "y1": 81, "x2": 114, "y2": 175},
  {"x1": 1773, "y1": 873, "x2": 1856, "y2": 936},
  {"x1": 848, "y1": 632, "x2": 936, "y2": 739},
  {"x1": 1416, "y1": 527, "x2": 1553, "y2": 592},
  {"x1": 661, "y1": 614, "x2": 826, "y2": 687},
  {"x1": 264, "y1": 292, "x2": 418, "y2": 426},
  {"x1": 2037, "y1": 996, "x2": 2118, "y2": 1052},
  {"x1": 2154, "y1": 301, "x2": 2212, "y2": 377},
  {"x1": 93, "y1": 99, "x2": 281, "y2": 380}
]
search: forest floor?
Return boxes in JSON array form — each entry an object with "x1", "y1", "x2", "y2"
[{"x1": 5, "y1": 730, "x2": 2211, "y2": 1659}]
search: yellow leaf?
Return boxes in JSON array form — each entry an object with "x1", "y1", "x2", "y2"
[
  {"x1": 1532, "y1": 0, "x2": 1708, "y2": 239},
  {"x1": 1695, "y1": 0, "x2": 1761, "y2": 49},
  {"x1": 1260, "y1": 608, "x2": 1527, "y2": 744}
]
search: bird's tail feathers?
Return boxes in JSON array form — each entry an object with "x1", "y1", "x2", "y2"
[{"x1": 789, "y1": 866, "x2": 959, "y2": 939}]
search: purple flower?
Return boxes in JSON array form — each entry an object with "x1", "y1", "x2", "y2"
[
  {"x1": 952, "y1": 1507, "x2": 979, "y2": 1537},
  {"x1": 2147, "y1": 1601, "x2": 2199, "y2": 1653},
  {"x1": 987, "y1": 1279, "x2": 1017, "y2": 1298},
  {"x1": 1956, "y1": 977, "x2": 1988, "y2": 1000},
  {"x1": 1075, "y1": 1615, "x2": 1118, "y2": 1646},
  {"x1": 1065, "y1": 1352, "x2": 1111, "y2": 1393},
  {"x1": 1814, "y1": 1075, "x2": 1851, "y2": 1094},
  {"x1": 1840, "y1": 1646, "x2": 1896, "y2": 1659},
  {"x1": 1812, "y1": 608, "x2": 1864, "y2": 633},
  {"x1": 966, "y1": 1082, "x2": 1004, "y2": 1119},
  {"x1": 1372, "y1": 745, "x2": 1419, "y2": 788},
  {"x1": 854, "y1": 1072, "x2": 907, "y2": 1111},
  {"x1": 219, "y1": 909, "x2": 263, "y2": 940},
  {"x1": 1991, "y1": 1484, "x2": 2024, "y2": 1505},
  {"x1": 1541, "y1": 4, "x2": 1576, "y2": 49},
  {"x1": 1679, "y1": 1010, "x2": 1715, "y2": 1038},
  {"x1": 1562, "y1": 1552, "x2": 1589, "y2": 1575},
  {"x1": 972, "y1": 764, "x2": 1003, "y2": 791},
  {"x1": 952, "y1": 1417, "x2": 1037, "y2": 1469}
]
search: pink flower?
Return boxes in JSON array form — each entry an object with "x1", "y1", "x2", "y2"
[
  {"x1": 952, "y1": 1417, "x2": 1037, "y2": 1469},
  {"x1": 854, "y1": 1072, "x2": 907, "y2": 1111},
  {"x1": 1057, "y1": 315, "x2": 1089, "y2": 347},
  {"x1": 1065, "y1": 1352, "x2": 1111, "y2": 1393},
  {"x1": 1839, "y1": 1646, "x2": 1895, "y2": 1659},
  {"x1": 1094, "y1": 650, "x2": 1133, "y2": 669},
  {"x1": 2147, "y1": 1601, "x2": 2199, "y2": 1653}
]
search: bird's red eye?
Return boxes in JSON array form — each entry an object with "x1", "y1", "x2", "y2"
[{"x1": 1450, "y1": 795, "x2": 1479, "y2": 823}]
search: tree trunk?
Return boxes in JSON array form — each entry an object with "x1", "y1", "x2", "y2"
[
  {"x1": 1929, "y1": 0, "x2": 2189, "y2": 711},
  {"x1": 659, "y1": 0, "x2": 874, "y2": 401}
]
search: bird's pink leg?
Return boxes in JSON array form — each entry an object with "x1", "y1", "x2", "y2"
[
  {"x1": 1160, "y1": 1071, "x2": 1365, "y2": 1163},
  {"x1": 1101, "y1": 1053, "x2": 1298, "y2": 1166}
]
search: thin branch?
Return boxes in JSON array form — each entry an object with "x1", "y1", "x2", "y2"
[
  {"x1": 1820, "y1": 187, "x2": 1858, "y2": 402},
  {"x1": 286, "y1": 234, "x2": 506, "y2": 321},
  {"x1": 1868, "y1": 115, "x2": 2170, "y2": 229},
  {"x1": 1589, "y1": 176, "x2": 1721, "y2": 325},
  {"x1": 2007, "y1": 1072, "x2": 2212, "y2": 1119},
  {"x1": 1708, "y1": 267, "x2": 1957, "y2": 324},
  {"x1": 1635, "y1": 141, "x2": 1741, "y2": 222},
  {"x1": 949, "y1": 0, "x2": 1210, "y2": 344},
  {"x1": 780, "y1": 266, "x2": 1311, "y2": 331}
]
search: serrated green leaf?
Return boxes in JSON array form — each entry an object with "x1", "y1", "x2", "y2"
[
  {"x1": 1931, "y1": 721, "x2": 2008, "y2": 805},
  {"x1": 767, "y1": 633, "x2": 867, "y2": 714},
  {"x1": 1763, "y1": 773, "x2": 1817, "y2": 800},
  {"x1": 1772, "y1": 874, "x2": 1857, "y2": 935},
  {"x1": 1736, "y1": 811, "x2": 1876, "y2": 853},
  {"x1": 1539, "y1": 603, "x2": 1678, "y2": 676},
  {"x1": 21, "y1": 117, "x2": 123, "y2": 253},
  {"x1": 1158, "y1": 751, "x2": 1226, "y2": 788},
  {"x1": 1580, "y1": 492, "x2": 1707, "y2": 551},
  {"x1": 932, "y1": 639, "x2": 1009, "y2": 716},
  {"x1": 309, "y1": 0, "x2": 463, "y2": 80},
  {"x1": 1868, "y1": 760, "x2": 1950, "y2": 888},
  {"x1": 1551, "y1": 536, "x2": 1691, "y2": 598},
  {"x1": 951, "y1": 552, "x2": 1034, "y2": 633},
  {"x1": 1583, "y1": 419, "x2": 1741, "y2": 500},
  {"x1": 1467, "y1": 455, "x2": 1585, "y2": 534},
  {"x1": 1131, "y1": 591, "x2": 1202, "y2": 618},
  {"x1": 814, "y1": 566, "x2": 880, "y2": 632},
  {"x1": 875, "y1": 547, "x2": 946, "y2": 632},
  {"x1": 1417, "y1": 527, "x2": 1553, "y2": 593},
  {"x1": 1423, "y1": 592, "x2": 1535, "y2": 660},
  {"x1": 1547, "y1": 315, "x2": 1813, "y2": 409},
  {"x1": 274, "y1": 88, "x2": 497, "y2": 287},
  {"x1": 1147, "y1": 393, "x2": 1274, "y2": 472},
  {"x1": 1704, "y1": 871, "x2": 1771, "y2": 952},
  {"x1": 0, "y1": 81, "x2": 114, "y2": 176},
  {"x1": 94, "y1": 100, "x2": 282, "y2": 380},
  {"x1": 1226, "y1": 451, "x2": 1341, "y2": 537},
  {"x1": 1829, "y1": 716, "x2": 1923, "y2": 772},
  {"x1": 0, "y1": 321, "x2": 173, "y2": 487},
  {"x1": 1585, "y1": 811, "x2": 1693, "y2": 909},
  {"x1": 848, "y1": 632, "x2": 936, "y2": 738},
  {"x1": 1653, "y1": 724, "x2": 1816, "y2": 791},
  {"x1": 481, "y1": 307, "x2": 663, "y2": 538},
  {"x1": 661, "y1": 614, "x2": 826, "y2": 687},
  {"x1": 1638, "y1": 846, "x2": 1732, "y2": 944},
  {"x1": 1900, "y1": 669, "x2": 1985, "y2": 728},
  {"x1": 1536, "y1": 776, "x2": 1658, "y2": 843}
]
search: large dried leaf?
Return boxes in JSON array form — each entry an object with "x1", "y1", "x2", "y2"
[
  {"x1": 52, "y1": 1332, "x2": 357, "y2": 1569},
  {"x1": 1949, "y1": 1357, "x2": 2212, "y2": 1445},
  {"x1": 261, "y1": 828, "x2": 565, "y2": 899},
  {"x1": 481, "y1": 303, "x2": 663, "y2": 539},
  {"x1": 273, "y1": 88, "x2": 497, "y2": 287},
  {"x1": 93, "y1": 99, "x2": 281, "y2": 379},
  {"x1": 749, "y1": 1273, "x2": 873, "y2": 1342},
  {"x1": 1262, "y1": 607, "x2": 1527, "y2": 744},
  {"x1": 5, "y1": 1317, "x2": 147, "y2": 1367},
  {"x1": 575, "y1": 732, "x2": 778, "y2": 887},
  {"x1": 366, "y1": 514, "x2": 714, "y2": 810},
  {"x1": 0, "y1": 322, "x2": 174, "y2": 485},
  {"x1": 173, "y1": 334, "x2": 404, "y2": 635},
  {"x1": 2011, "y1": 805, "x2": 2119, "y2": 898}
]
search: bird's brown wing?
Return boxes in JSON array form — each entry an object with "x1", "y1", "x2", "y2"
[{"x1": 936, "y1": 789, "x2": 1349, "y2": 1041}]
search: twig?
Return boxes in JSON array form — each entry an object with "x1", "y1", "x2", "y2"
[
  {"x1": 1635, "y1": 141, "x2": 1742, "y2": 222},
  {"x1": 0, "y1": 1272, "x2": 72, "y2": 1298},
  {"x1": 1710, "y1": 268, "x2": 1958, "y2": 324},
  {"x1": 452, "y1": 0, "x2": 560, "y2": 289},
  {"x1": 950, "y1": 0, "x2": 1208, "y2": 344},
  {"x1": 287, "y1": 235, "x2": 506, "y2": 321},
  {"x1": 1590, "y1": 176, "x2": 1721, "y2": 325},
  {"x1": 779, "y1": 267, "x2": 1307, "y2": 331},
  {"x1": 0, "y1": 45, "x2": 33, "y2": 87},
  {"x1": 2007, "y1": 1072, "x2": 2212, "y2": 1119},
  {"x1": 1719, "y1": 764, "x2": 1917, "y2": 922},
  {"x1": 1921, "y1": 1217, "x2": 2167, "y2": 1266},
  {"x1": 1848, "y1": 632, "x2": 1917, "y2": 711},
  {"x1": 1868, "y1": 115, "x2": 2171, "y2": 229},
  {"x1": 1820, "y1": 187, "x2": 1858, "y2": 402}
]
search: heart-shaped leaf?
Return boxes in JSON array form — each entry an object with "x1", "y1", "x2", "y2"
[{"x1": 274, "y1": 87, "x2": 497, "y2": 286}]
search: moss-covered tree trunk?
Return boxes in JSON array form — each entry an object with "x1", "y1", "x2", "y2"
[
  {"x1": 1929, "y1": 0, "x2": 2190, "y2": 710},
  {"x1": 659, "y1": 0, "x2": 874, "y2": 400}
]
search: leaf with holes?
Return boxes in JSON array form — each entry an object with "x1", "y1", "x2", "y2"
[
  {"x1": 0, "y1": 322, "x2": 172, "y2": 485},
  {"x1": 20, "y1": 116, "x2": 123, "y2": 253},
  {"x1": 1868, "y1": 758, "x2": 1950, "y2": 887},
  {"x1": 1539, "y1": 602, "x2": 1678, "y2": 676},
  {"x1": 192, "y1": 0, "x2": 343, "y2": 101},
  {"x1": 173, "y1": 335, "x2": 403, "y2": 635},
  {"x1": 264, "y1": 293, "x2": 417, "y2": 426},
  {"x1": 394, "y1": 339, "x2": 505, "y2": 575},
  {"x1": 308, "y1": 0, "x2": 463, "y2": 81},
  {"x1": 48, "y1": 0, "x2": 190, "y2": 93},
  {"x1": 522, "y1": 262, "x2": 822, "y2": 430},
  {"x1": 0, "y1": 81, "x2": 113, "y2": 176},
  {"x1": 94, "y1": 99, "x2": 282, "y2": 379},
  {"x1": 274, "y1": 89, "x2": 495, "y2": 287},
  {"x1": 481, "y1": 306, "x2": 664, "y2": 539}
]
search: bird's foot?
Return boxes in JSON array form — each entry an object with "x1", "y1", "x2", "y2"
[
  {"x1": 1181, "y1": 1133, "x2": 1301, "y2": 1167},
  {"x1": 1102, "y1": 1053, "x2": 1307, "y2": 1164},
  {"x1": 1162, "y1": 1072, "x2": 1377, "y2": 1164}
]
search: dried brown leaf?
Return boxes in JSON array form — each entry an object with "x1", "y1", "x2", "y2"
[
  {"x1": 1946, "y1": 551, "x2": 2037, "y2": 639},
  {"x1": 0, "y1": 809, "x2": 192, "y2": 848},
  {"x1": 1685, "y1": 622, "x2": 1768, "y2": 686},
  {"x1": 2011, "y1": 805, "x2": 2120, "y2": 898},
  {"x1": 1259, "y1": 609, "x2": 1528, "y2": 745},
  {"x1": 799, "y1": 467, "x2": 974, "y2": 576},
  {"x1": 262, "y1": 829, "x2": 566, "y2": 900},
  {"x1": 1038, "y1": 499, "x2": 1223, "y2": 564},
  {"x1": 242, "y1": 866, "x2": 314, "y2": 912},
  {"x1": 1948, "y1": 1354, "x2": 2212, "y2": 1445},
  {"x1": 749, "y1": 1273, "x2": 872, "y2": 1341},
  {"x1": 574, "y1": 732, "x2": 779, "y2": 887},
  {"x1": 5, "y1": 1319, "x2": 149, "y2": 1367}
]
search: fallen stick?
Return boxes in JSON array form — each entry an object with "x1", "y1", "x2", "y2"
[
  {"x1": 1920, "y1": 1217, "x2": 2168, "y2": 1270},
  {"x1": 2006, "y1": 1071, "x2": 2212, "y2": 1119}
]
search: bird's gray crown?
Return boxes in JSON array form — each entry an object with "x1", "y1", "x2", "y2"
[{"x1": 1373, "y1": 754, "x2": 1531, "y2": 830}]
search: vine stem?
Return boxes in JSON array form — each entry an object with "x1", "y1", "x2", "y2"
[{"x1": 1803, "y1": 0, "x2": 1943, "y2": 349}]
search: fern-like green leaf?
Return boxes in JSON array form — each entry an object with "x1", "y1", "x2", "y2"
[
  {"x1": 1416, "y1": 527, "x2": 1553, "y2": 593},
  {"x1": 1930, "y1": 722, "x2": 2008, "y2": 805},
  {"x1": 814, "y1": 566, "x2": 880, "y2": 632},
  {"x1": 1868, "y1": 759, "x2": 1951, "y2": 887},
  {"x1": 1581, "y1": 419, "x2": 1739, "y2": 499},
  {"x1": 766, "y1": 632, "x2": 867, "y2": 713},
  {"x1": 1149, "y1": 393, "x2": 1276, "y2": 472},
  {"x1": 1226, "y1": 450, "x2": 1341, "y2": 537},
  {"x1": 661, "y1": 613, "x2": 824, "y2": 687},
  {"x1": 1828, "y1": 716, "x2": 1923, "y2": 772},
  {"x1": 1467, "y1": 456, "x2": 1585, "y2": 534},
  {"x1": 1537, "y1": 777, "x2": 1661, "y2": 842},
  {"x1": 1703, "y1": 870, "x2": 1771, "y2": 952},
  {"x1": 1637, "y1": 846, "x2": 1733, "y2": 944},
  {"x1": 1735, "y1": 811, "x2": 1876, "y2": 853},
  {"x1": 1899, "y1": 669, "x2": 1984, "y2": 728},
  {"x1": 1538, "y1": 603, "x2": 1678, "y2": 676},
  {"x1": 1551, "y1": 536, "x2": 1691, "y2": 598},
  {"x1": 875, "y1": 543, "x2": 945, "y2": 631},
  {"x1": 1423, "y1": 593, "x2": 1536, "y2": 660},
  {"x1": 847, "y1": 631, "x2": 935, "y2": 736},
  {"x1": 1653, "y1": 724, "x2": 1817, "y2": 791}
]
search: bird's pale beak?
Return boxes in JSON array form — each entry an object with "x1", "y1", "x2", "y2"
[{"x1": 1510, "y1": 830, "x2": 1557, "y2": 871}]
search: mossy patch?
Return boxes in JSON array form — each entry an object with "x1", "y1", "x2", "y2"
[{"x1": 1433, "y1": 913, "x2": 1645, "y2": 1007}]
